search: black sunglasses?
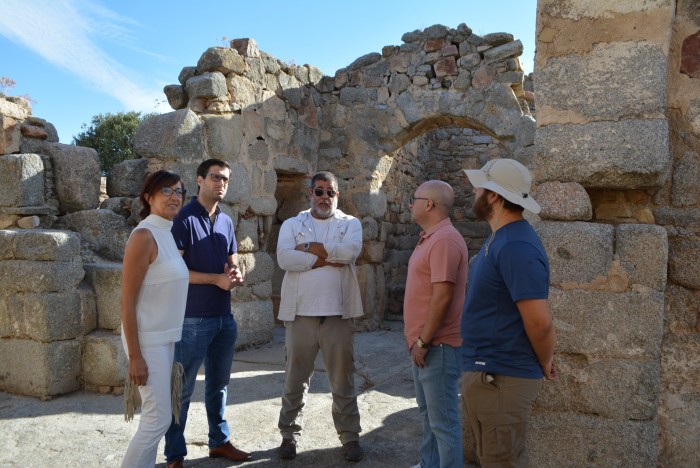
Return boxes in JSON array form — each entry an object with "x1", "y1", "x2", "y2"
[{"x1": 313, "y1": 188, "x2": 337, "y2": 198}]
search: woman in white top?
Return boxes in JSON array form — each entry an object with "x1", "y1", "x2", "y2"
[{"x1": 121, "y1": 170, "x2": 189, "y2": 468}]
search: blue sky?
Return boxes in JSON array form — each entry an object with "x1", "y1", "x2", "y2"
[{"x1": 0, "y1": 0, "x2": 537, "y2": 144}]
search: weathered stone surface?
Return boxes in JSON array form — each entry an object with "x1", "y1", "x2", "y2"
[
  {"x1": 203, "y1": 114, "x2": 243, "y2": 161},
  {"x1": 537, "y1": 355, "x2": 659, "y2": 420},
  {"x1": 0, "y1": 153, "x2": 44, "y2": 207},
  {"x1": 225, "y1": 162, "x2": 251, "y2": 204},
  {"x1": 535, "y1": 119, "x2": 670, "y2": 188},
  {"x1": 0, "y1": 96, "x2": 30, "y2": 120},
  {"x1": 654, "y1": 207, "x2": 700, "y2": 227},
  {"x1": 482, "y1": 32, "x2": 514, "y2": 46},
  {"x1": 163, "y1": 84, "x2": 188, "y2": 110},
  {"x1": 671, "y1": 151, "x2": 699, "y2": 207},
  {"x1": 16, "y1": 216, "x2": 39, "y2": 228},
  {"x1": 0, "y1": 291, "x2": 87, "y2": 342},
  {"x1": 550, "y1": 288, "x2": 664, "y2": 358},
  {"x1": 273, "y1": 156, "x2": 308, "y2": 175},
  {"x1": 616, "y1": 224, "x2": 667, "y2": 291},
  {"x1": 0, "y1": 338, "x2": 81, "y2": 397},
  {"x1": 351, "y1": 191, "x2": 387, "y2": 218},
  {"x1": 659, "y1": 301, "x2": 700, "y2": 467},
  {"x1": 178, "y1": 66, "x2": 197, "y2": 86},
  {"x1": 528, "y1": 412, "x2": 657, "y2": 467},
  {"x1": 434, "y1": 57, "x2": 456, "y2": 76},
  {"x1": 55, "y1": 209, "x2": 130, "y2": 261},
  {"x1": 668, "y1": 237, "x2": 700, "y2": 289},
  {"x1": 232, "y1": 300, "x2": 274, "y2": 347},
  {"x1": 536, "y1": 181, "x2": 592, "y2": 221},
  {"x1": 197, "y1": 46, "x2": 245, "y2": 74},
  {"x1": 538, "y1": 43, "x2": 668, "y2": 122},
  {"x1": 482, "y1": 40, "x2": 523, "y2": 63},
  {"x1": 42, "y1": 143, "x2": 101, "y2": 213},
  {"x1": 681, "y1": 31, "x2": 700, "y2": 78},
  {"x1": 238, "y1": 251, "x2": 275, "y2": 287},
  {"x1": 106, "y1": 158, "x2": 147, "y2": 197},
  {"x1": 185, "y1": 72, "x2": 228, "y2": 99},
  {"x1": 0, "y1": 228, "x2": 79, "y2": 261},
  {"x1": 230, "y1": 38, "x2": 260, "y2": 58},
  {"x1": 249, "y1": 197, "x2": 277, "y2": 216},
  {"x1": 236, "y1": 217, "x2": 258, "y2": 253},
  {"x1": 0, "y1": 260, "x2": 84, "y2": 293},
  {"x1": 535, "y1": 221, "x2": 613, "y2": 287},
  {"x1": 83, "y1": 262, "x2": 122, "y2": 331},
  {"x1": 0, "y1": 114, "x2": 21, "y2": 154},
  {"x1": 81, "y1": 331, "x2": 127, "y2": 387},
  {"x1": 134, "y1": 109, "x2": 206, "y2": 163}
]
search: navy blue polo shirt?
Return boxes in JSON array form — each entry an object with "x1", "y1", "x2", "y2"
[
  {"x1": 171, "y1": 197, "x2": 237, "y2": 317},
  {"x1": 460, "y1": 220, "x2": 550, "y2": 378}
]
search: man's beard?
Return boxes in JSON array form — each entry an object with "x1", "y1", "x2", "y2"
[
  {"x1": 312, "y1": 200, "x2": 335, "y2": 218},
  {"x1": 473, "y1": 191, "x2": 493, "y2": 220}
]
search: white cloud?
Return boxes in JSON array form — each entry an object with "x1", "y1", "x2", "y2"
[{"x1": 0, "y1": 0, "x2": 164, "y2": 112}]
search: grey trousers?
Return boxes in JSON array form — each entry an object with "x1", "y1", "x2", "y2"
[{"x1": 278, "y1": 315, "x2": 361, "y2": 444}]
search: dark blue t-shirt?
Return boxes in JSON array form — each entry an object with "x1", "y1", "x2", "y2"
[
  {"x1": 460, "y1": 219, "x2": 549, "y2": 378},
  {"x1": 171, "y1": 197, "x2": 237, "y2": 317}
]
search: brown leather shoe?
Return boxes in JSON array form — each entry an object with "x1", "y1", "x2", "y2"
[
  {"x1": 209, "y1": 441, "x2": 252, "y2": 461},
  {"x1": 166, "y1": 460, "x2": 184, "y2": 468}
]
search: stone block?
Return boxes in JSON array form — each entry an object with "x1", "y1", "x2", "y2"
[
  {"x1": 537, "y1": 43, "x2": 668, "y2": 123},
  {"x1": 55, "y1": 209, "x2": 130, "y2": 261},
  {"x1": 535, "y1": 119, "x2": 670, "y2": 188},
  {"x1": 536, "y1": 182, "x2": 592, "y2": 221},
  {"x1": 42, "y1": 143, "x2": 101, "y2": 213},
  {"x1": 238, "y1": 251, "x2": 275, "y2": 286},
  {"x1": 351, "y1": 191, "x2": 387, "y2": 218},
  {"x1": 197, "y1": 46, "x2": 245, "y2": 74},
  {"x1": 202, "y1": 114, "x2": 243, "y2": 161},
  {"x1": 0, "y1": 291, "x2": 88, "y2": 342},
  {"x1": 236, "y1": 217, "x2": 259, "y2": 253},
  {"x1": 616, "y1": 224, "x2": 667, "y2": 291},
  {"x1": 550, "y1": 288, "x2": 664, "y2": 358},
  {"x1": 233, "y1": 300, "x2": 274, "y2": 347},
  {"x1": 668, "y1": 237, "x2": 700, "y2": 289},
  {"x1": 362, "y1": 241, "x2": 385, "y2": 263},
  {"x1": 106, "y1": 158, "x2": 147, "y2": 197},
  {"x1": 0, "y1": 153, "x2": 44, "y2": 207},
  {"x1": 654, "y1": 207, "x2": 700, "y2": 227},
  {"x1": 0, "y1": 260, "x2": 84, "y2": 293},
  {"x1": 528, "y1": 412, "x2": 657, "y2": 467},
  {"x1": 230, "y1": 38, "x2": 260, "y2": 58},
  {"x1": 77, "y1": 280, "x2": 97, "y2": 335},
  {"x1": 356, "y1": 263, "x2": 376, "y2": 327},
  {"x1": 164, "y1": 84, "x2": 188, "y2": 110},
  {"x1": 0, "y1": 228, "x2": 79, "y2": 261},
  {"x1": 658, "y1": 332, "x2": 700, "y2": 465},
  {"x1": 81, "y1": 331, "x2": 128, "y2": 387},
  {"x1": 536, "y1": 355, "x2": 659, "y2": 420},
  {"x1": 482, "y1": 40, "x2": 523, "y2": 63},
  {"x1": 225, "y1": 162, "x2": 251, "y2": 204},
  {"x1": 185, "y1": 72, "x2": 228, "y2": 99},
  {"x1": 83, "y1": 262, "x2": 122, "y2": 331},
  {"x1": 248, "y1": 198, "x2": 277, "y2": 217},
  {"x1": 671, "y1": 151, "x2": 699, "y2": 207},
  {"x1": 0, "y1": 338, "x2": 81, "y2": 397},
  {"x1": 134, "y1": 109, "x2": 205, "y2": 163},
  {"x1": 535, "y1": 221, "x2": 613, "y2": 287}
]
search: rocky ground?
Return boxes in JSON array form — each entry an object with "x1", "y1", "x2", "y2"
[{"x1": 0, "y1": 319, "x2": 446, "y2": 468}]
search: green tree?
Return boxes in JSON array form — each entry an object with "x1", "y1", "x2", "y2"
[{"x1": 72, "y1": 111, "x2": 155, "y2": 173}]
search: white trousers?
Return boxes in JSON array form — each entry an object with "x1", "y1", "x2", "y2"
[{"x1": 122, "y1": 342, "x2": 175, "y2": 468}]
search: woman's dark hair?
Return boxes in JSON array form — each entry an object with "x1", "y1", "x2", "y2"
[{"x1": 139, "y1": 170, "x2": 184, "y2": 218}]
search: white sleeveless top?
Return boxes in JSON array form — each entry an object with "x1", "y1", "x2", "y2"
[{"x1": 122, "y1": 214, "x2": 189, "y2": 348}]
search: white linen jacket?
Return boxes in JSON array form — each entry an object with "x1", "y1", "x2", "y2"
[{"x1": 277, "y1": 208, "x2": 364, "y2": 321}]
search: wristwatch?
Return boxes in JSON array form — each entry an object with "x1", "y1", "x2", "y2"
[
  {"x1": 303, "y1": 242, "x2": 311, "y2": 252},
  {"x1": 416, "y1": 336, "x2": 431, "y2": 349}
]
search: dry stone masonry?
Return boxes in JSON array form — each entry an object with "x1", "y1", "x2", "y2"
[{"x1": 1, "y1": 1, "x2": 700, "y2": 464}]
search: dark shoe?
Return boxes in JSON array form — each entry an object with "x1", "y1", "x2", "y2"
[
  {"x1": 166, "y1": 460, "x2": 184, "y2": 468},
  {"x1": 279, "y1": 438, "x2": 297, "y2": 460},
  {"x1": 343, "y1": 441, "x2": 363, "y2": 462},
  {"x1": 209, "y1": 441, "x2": 251, "y2": 461}
]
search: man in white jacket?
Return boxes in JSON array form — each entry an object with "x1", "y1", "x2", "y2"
[{"x1": 276, "y1": 171, "x2": 364, "y2": 462}]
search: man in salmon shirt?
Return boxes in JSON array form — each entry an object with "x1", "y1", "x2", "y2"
[{"x1": 403, "y1": 180, "x2": 469, "y2": 468}]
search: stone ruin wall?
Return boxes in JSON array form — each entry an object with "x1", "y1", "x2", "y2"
[{"x1": 1, "y1": 0, "x2": 700, "y2": 464}]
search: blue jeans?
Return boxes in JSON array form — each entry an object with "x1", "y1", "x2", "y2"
[
  {"x1": 412, "y1": 345, "x2": 462, "y2": 468},
  {"x1": 164, "y1": 314, "x2": 237, "y2": 462}
]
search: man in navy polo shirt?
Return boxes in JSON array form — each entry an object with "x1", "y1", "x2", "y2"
[
  {"x1": 460, "y1": 159, "x2": 557, "y2": 468},
  {"x1": 164, "y1": 159, "x2": 251, "y2": 467}
]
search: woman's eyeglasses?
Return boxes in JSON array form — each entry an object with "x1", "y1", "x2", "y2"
[
  {"x1": 161, "y1": 187, "x2": 186, "y2": 199},
  {"x1": 313, "y1": 188, "x2": 337, "y2": 198}
]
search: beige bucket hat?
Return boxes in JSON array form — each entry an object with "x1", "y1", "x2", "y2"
[{"x1": 463, "y1": 158, "x2": 541, "y2": 214}]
